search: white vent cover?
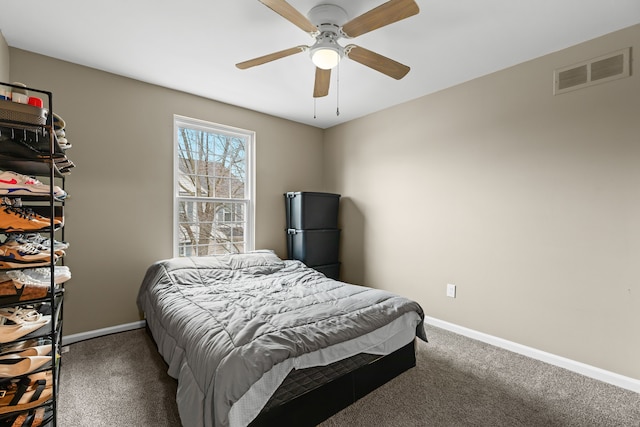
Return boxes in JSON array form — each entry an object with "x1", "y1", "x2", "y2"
[{"x1": 554, "y1": 47, "x2": 631, "y2": 95}]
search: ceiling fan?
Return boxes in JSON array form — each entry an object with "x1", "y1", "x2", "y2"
[{"x1": 236, "y1": 0, "x2": 420, "y2": 98}]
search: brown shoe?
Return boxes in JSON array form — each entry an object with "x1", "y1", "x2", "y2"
[{"x1": 0, "y1": 205, "x2": 51, "y2": 233}]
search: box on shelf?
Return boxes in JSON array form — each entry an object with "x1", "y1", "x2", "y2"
[
  {"x1": 285, "y1": 192, "x2": 341, "y2": 230},
  {"x1": 0, "y1": 98, "x2": 48, "y2": 127}
]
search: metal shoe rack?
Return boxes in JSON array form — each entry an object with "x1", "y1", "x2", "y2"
[{"x1": 0, "y1": 82, "x2": 71, "y2": 427}]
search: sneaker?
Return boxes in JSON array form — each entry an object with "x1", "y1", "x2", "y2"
[
  {"x1": 57, "y1": 138, "x2": 71, "y2": 150},
  {"x1": 53, "y1": 158, "x2": 74, "y2": 170},
  {"x1": 0, "y1": 242, "x2": 55, "y2": 265},
  {"x1": 1, "y1": 199, "x2": 62, "y2": 221},
  {"x1": 52, "y1": 112, "x2": 66, "y2": 131},
  {"x1": 1, "y1": 238, "x2": 64, "y2": 258},
  {"x1": 5, "y1": 233, "x2": 68, "y2": 256},
  {"x1": 0, "y1": 205, "x2": 53, "y2": 233},
  {"x1": 30, "y1": 233, "x2": 69, "y2": 251},
  {"x1": 8, "y1": 266, "x2": 71, "y2": 286},
  {"x1": 0, "y1": 170, "x2": 67, "y2": 199}
]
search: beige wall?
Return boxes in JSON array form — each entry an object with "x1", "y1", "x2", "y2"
[
  {"x1": 0, "y1": 32, "x2": 9, "y2": 82},
  {"x1": 9, "y1": 49, "x2": 324, "y2": 335},
  {"x1": 324, "y1": 25, "x2": 640, "y2": 380}
]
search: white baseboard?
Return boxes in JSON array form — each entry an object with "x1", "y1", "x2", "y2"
[
  {"x1": 424, "y1": 316, "x2": 640, "y2": 394},
  {"x1": 61, "y1": 320, "x2": 146, "y2": 346}
]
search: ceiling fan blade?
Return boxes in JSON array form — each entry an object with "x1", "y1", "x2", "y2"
[
  {"x1": 313, "y1": 68, "x2": 331, "y2": 98},
  {"x1": 345, "y1": 45, "x2": 410, "y2": 80},
  {"x1": 236, "y1": 46, "x2": 306, "y2": 69},
  {"x1": 341, "y1": 0, "x2": 419, "y2": 38},
  {"x1": 259, "y1": 0, "x2": 318, "y2": 34}
]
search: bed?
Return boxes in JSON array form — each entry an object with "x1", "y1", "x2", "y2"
[{"x1": 136, "y1": 250, "x2": 427, "y2": 427}]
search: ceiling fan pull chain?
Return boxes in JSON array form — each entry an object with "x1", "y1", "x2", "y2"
[
  {"x1": 314, "y1": 98, "x2": 317, "y2": 119},
  {"x1": 336, "y1": 62, "x2": 340, "y2": 116}
]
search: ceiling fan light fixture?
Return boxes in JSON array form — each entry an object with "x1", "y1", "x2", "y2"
[
  {"x1": 311, "y1": 47, "x2": 341, "y2": 69},
  {"x1": 310, "y1": 30, "x2": 343, "y2": 70}
]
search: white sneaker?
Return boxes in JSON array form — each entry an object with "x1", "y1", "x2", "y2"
[
  {"x1": 0, "y1": 170, "x2": 67, "y2": 199},
  {"x1": 8, "y1": 266, "x2": 71, "y2": 286}
]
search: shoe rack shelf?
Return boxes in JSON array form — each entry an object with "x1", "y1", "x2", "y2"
[{"x1": 0, "y1": 82, "x2": 73, "y2": 427}]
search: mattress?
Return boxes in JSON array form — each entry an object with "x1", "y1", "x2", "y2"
[{"x1": 260, "y1": 351, "x2": 379, "y2": 411}]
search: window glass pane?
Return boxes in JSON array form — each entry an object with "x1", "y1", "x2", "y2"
[
  {"x1": 216, "y1": 177, "x2": 231, "y2": 198},
  {"x1": 178, "y1": 200, "x2": 246, "y2": 255},
  {"x1": 177, "y1": 127, "x2": 246, "y2": 199}
]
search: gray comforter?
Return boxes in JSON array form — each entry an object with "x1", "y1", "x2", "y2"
[{"x1": 137, "y1": 251, "x2": 426, "y2": 427}]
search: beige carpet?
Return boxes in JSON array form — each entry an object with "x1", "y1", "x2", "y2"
[
  {"x1": 58, "y1": 325, "x2": 640, "y2": 426},
  {"x1": 58, "y1": 328, "x2": 180, "y2": 427}
]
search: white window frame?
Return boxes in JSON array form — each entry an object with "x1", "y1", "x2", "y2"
[{"x1": 173, "y1": 114, "x2": 255, "y2": 257}]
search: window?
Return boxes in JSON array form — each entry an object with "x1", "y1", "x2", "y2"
[{"x1": 174, "y1": 115, "x2": 255, "y2": 257}]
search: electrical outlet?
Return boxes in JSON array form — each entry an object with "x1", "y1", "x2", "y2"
[{"x1": 446, "y1": 283, "x2": 456, "y2": 298}]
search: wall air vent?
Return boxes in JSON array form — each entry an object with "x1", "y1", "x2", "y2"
[{"x1": 554, "y1": 47, "x2": 631, "y2": 95}]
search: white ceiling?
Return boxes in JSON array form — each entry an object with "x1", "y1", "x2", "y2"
[{"x1": 1, "y1": 1, "x2": 639, "y2": 129}]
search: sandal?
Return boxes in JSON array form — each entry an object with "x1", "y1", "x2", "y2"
[
  {"x1": 0, "y1": 308, "x2": 50, "y2": 344},
  {"x1": 0, "y1": 282, "x2": 22, "y2": 305},
  {"x1": 0, "y1": 372, "x2": 52, "y2": 415},
  {"x1": 0, "y1": 282, "x2": 48, "y2": 305},
  {"x1": 4, "y1": 407, "x2": 46, "y2": 427},
  {"x1": 0, "y1": 309, "x2": 43, "y2": 324}
]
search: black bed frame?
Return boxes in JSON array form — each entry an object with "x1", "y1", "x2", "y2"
[
  {"x1": 145, "y1": 325, "x2": 416, "y2": 427},
  {"x1": 248, "y1": 340, "x2": 416, "y2": 427}
]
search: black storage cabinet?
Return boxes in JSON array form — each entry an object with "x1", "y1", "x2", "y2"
[{"x1": 285, "y1": 192, "x2": 341, "y2": 279}]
